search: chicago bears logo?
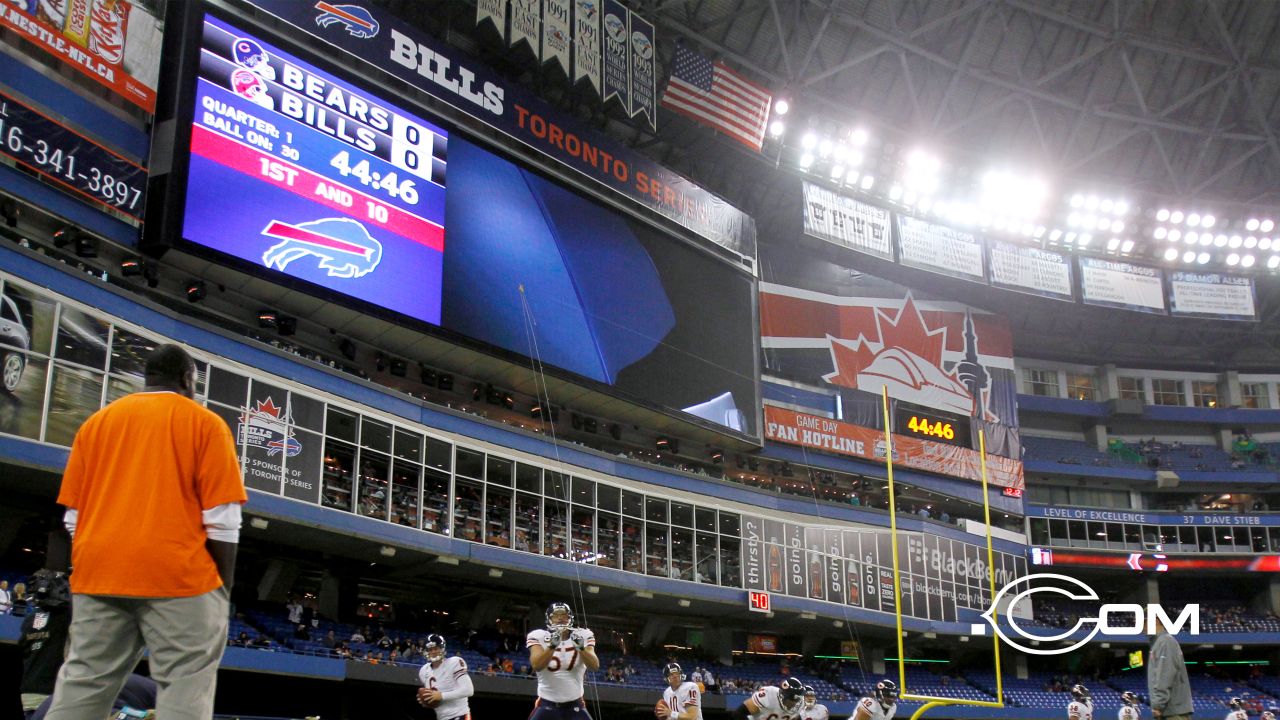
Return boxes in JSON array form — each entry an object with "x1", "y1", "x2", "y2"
[
  {"x1": 314, "y1": 2, "x2": 380, "y2": 38},
  {"x1": 261, "y1": 218, "x2": 383, "y2": 279}
]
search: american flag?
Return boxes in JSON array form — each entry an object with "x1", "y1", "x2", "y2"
[{"x1": 661, "y1": 44, "x2": 773, "y2": 152}]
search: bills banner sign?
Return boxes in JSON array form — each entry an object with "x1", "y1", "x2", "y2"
[
  {"x1": 1167, "y1": 271, "x2": 1257, "y2": 321},
  {"x1": 987, "y1": 240, "x2": 1074, "y2": 302},
  {"x1": 801, "y1": 181, "x2": 892, "y2": 260},
  {"x1": 244, "y1": 0, "x2": 756, "y2": 261},
  {"x1": 1080, "y1": 257, "x2": 1166, "y2": 314},
  {"x1": 763, "y1": 405, "x2": 1024, "y2": 489},
  {"x1": 0, "y1": 0, "x2": 162, "y2": 113},
  {"x1": 896, "y1": 215, "x2": 985, "y2": 283}
]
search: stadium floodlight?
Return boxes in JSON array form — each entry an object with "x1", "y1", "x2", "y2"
[
  {"x1": 830, "y1": 165, "x2": 844, "y2": 180},
  {"x1": 1164, "y1": 248, "x2": 1179, "y2": 261},
  {"x1": 818, "y1": 138, "x2": 833, "y2": 157},
  {"x1": 1100, "y1": 199, "x2": 1114, "y2": 213},
  {"x1": 1214, "y1": 235, "x2": 1228, "y2": 247},
  {"x1": 1182, "y1": 251, "x2": 1196, "y2": 263},
  {"x1": 769, "y1": 120, "x2": 785, "y2": 137},
  {"x1": 918, "y1": 197, "x2": 934, "y2": 214},
  {"x1": 1114, "y1": 200, "x2": 1130, "y2": 215},
  {"x1": 846, "y1": 169, "x2": 860, "y2": 184},
  {"x1": 1112, "y1": 221, "x2": 1125, "y2": 233},
  {"x1": 1245, "y1": 236, "x2": 1258, "y2": 248},
  {"x1": 1156, "y1": 208, "x2": 1171, "y2": 222},
  {"x1": 903, "y1": 190, "x2": 918, "y2": 207},
  {"x1": 1268, "y1": 255, "x2": 1280, "y2": 269},
  {"x1": 774, "y1": 99, "x2": 790, "y2": 115},
  {"x1": 1197, "y1": 252, "x2": 1210, "y2": 264},
  {"x1": 1199, "y1": 234, "x2": 1212, "y2": 246},
  {"x1": 850, "y1": 150, "x2": 865, "y2": 166},
  {"x1": 1065, "y1": 231, "x2": 1078, "y2": 243},
  {"x1": 801, "y1": 132, "x2": 817, "y2": 149},
  {"x1": 1202, "y1": 214, "x2": 1215, "y2": 228},
  {"x1": 1230, "y1": 235, "x2": 1243, "y2": 248},
  {"x1": 1085, "y1": 195, "x2": 1100, "y2": 210},
  {"x1": 1263, "y1": 219, "x2": 1276, "y2": 233},
  {"x1": 860, "y1": 174, "x2": 875, "y2": 190},
  {"x1": 1034, "y1": 226, "x2": 1046, "y2": 238},
  {"x1": 1261, "y1": 238, "x2": 1273, "y2": 250},
  {"x1": 833, "y1": 144, "x2": 849, "y2": 162},
  {"x1": 850, "y1": 128, "x2": 869, "y2": 145},
  {"x1": 1070, "y1": 194, "x2": 1084, "y2": 208},
  {"x1": 1098, "y1": 217, "x2": 1112, "y2": 231},
  {"x1": 799, "y1": 153, "x2": 814, "y2": 169},
  {"x1": 1121, "y1": 239, "x2": 1135, "y2": 253},
  {"x1": 1154, "y1": 227, "x2": 1168, "y2": 240},
  {"x1": 1227, "y1": 253, "x2": 1240, "y2": 265},
  {"x1": 1247, "y1": 218, "x2": 1261, "y2": 231},
  {"x1": 1186, "y1": 231, "x2": 1199, "y2": 243},
  {"x1": 1187, "y1": 213, "x2": 1201, "y2": 227},
  {"x1": 1169, "y1": 229, "x2": 1182, "y2": 242},
  {"x1": 1242, "y1": 254, "x2": 1256, "y2": 267},
  {"x1": 1170, "y1": 210, "x2": 1184, "y2": 224},
  {"x1": 889, "y1": 184, "x2": 903, "y2": 201},
  {"x1": 1067, "y1": 212, "x2": 1081, "y2": 227},
  {"x1": 1049, "y1": 229, "x2": 1062, "y2": 241},
  {"x1": 1078, "y1": 233, "x2": 1092, "y2": 246},
  {"x1": 1106, "y1": 237, "x2": 1121, "y2": 251}
]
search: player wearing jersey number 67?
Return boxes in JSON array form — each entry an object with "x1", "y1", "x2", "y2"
[
  {"x1": 526, "y1": 602, "x2": 599, "y2": 720},
  {"x1": 656, "y1": 662, "x2": 702, "y2": 720},
  {"x1": 416, "y1": 634, "x2": 473, "y2": 720}
]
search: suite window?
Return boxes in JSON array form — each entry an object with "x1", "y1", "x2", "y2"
[
  {"x1": 1151, "y1": 379, "x2": 1185, "y2": 406},
  {"x1": 1023, "y1": 368, "x2": 1059, "y2": 397},
  {"x1": 1066, "y1": 373, "x2": 1097, "y2": 401},
  {"x1": 1242, "y1": 382, "x2": 1270, "y2": 409},
  {"x1": 1191, "y1": 380, "x2": 1218, "y2": 408},
  {"x1": 1118, "y1": 376, "x2": 1144, "y2": 401}
]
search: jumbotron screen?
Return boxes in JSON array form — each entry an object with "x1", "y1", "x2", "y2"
[{"x1": 176, "y1": 13, "x2": 759, "y2": 437}]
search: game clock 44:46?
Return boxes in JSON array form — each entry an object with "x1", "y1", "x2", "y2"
[
  {"x1": 329, "y1": 151, "x2": 419, "y2": 205},
  {"x1": 0, "y1": 92, "x2": 146, "y2": 223}
]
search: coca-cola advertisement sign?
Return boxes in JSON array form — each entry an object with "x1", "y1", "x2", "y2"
[{"x1": 0, "y1": 0, "x2": 163, "y2": 112}]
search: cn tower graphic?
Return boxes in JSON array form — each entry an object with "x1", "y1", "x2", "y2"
[{"x1": 955, "y1": 311, "x2": 992, "y2": 420}]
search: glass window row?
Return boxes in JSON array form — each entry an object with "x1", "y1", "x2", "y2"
[{"x1": 1029, "y1": 517, "x2": 1280, "y2": 553}]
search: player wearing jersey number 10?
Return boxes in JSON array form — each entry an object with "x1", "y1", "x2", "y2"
[
  {"x1": 656, "y1": 662, "x2": 702, "y2": 720},
  {"x1": 526, "y1": 602, "x2": 599, "y2": 719}
]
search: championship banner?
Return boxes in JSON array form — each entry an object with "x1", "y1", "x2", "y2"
[
  {"x1": 510, "y1": 0, "x2": 542, "y2": 57},
  {"x1": 1168, "y1": 271, "x2": 1257, "y2": 321},
  {"x1": 572, "y1": 0, "x2": 602, "y2": 94},
  {"x1": 0, "y1": 0, "x2": 162, "y2": 113},
  {"x1": 987, "y1": 240, "x2": 1074, "y2": 302},
  {"x1": 1079, "y1": 257, "x2": 1166, "y2": 314},
  {"x1": 541, "y1": 0, "x2": 571, "y2": 73},
  {"x1": 602, "y1": 0, "x2": 630, "y2": 114},
  {"x1": 628, "y1": 10, "x2": 656, "y2": 131},
  {"x1": 244, "y1": 1, "x2": 757, "y2": 260},
  {"x1": 763, "y1": 405, "x2": 1024, "y2": 489},
  {"x1": 801, "y1": 181, "x2": 892, "y2": 260},
  {"x1": 477, "y1": 0, "x2": 508, "y2": 40},
  {"x1": 896, "y1": 215, "x2": 986, "y2": 283}
]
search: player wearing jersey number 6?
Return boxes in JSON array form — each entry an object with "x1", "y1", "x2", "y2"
[
  {"x1": 526, "y1": 602, "x2": 599, "y2": 719},
  {"x1": 416, "y1": 634, "x2": 474, "y2": 720}
]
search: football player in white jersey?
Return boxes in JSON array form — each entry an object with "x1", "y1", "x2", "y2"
[
  {"x1": 853, "y1": 679, "x2": 898, "y2": 720},
  {"x1": 655, "y1": 662, "x2": 702, "y2": 720},
  {"x1": 1118, "y1": 691, "x2": 1141, "y2": 720},
  {"x1": 416, "y1": 634, "x2": 474, "y2": 720},
  {"x1": 1261, "y1": 711, "x2": 1275, "y2": 720},
  {"x1": 729, "y1": 677, "x2": 805, "y2": 720},
  {"x1": 1068, "y1": 685, "x2": 1094, "y2": 720},
  {"x1": 1225, "y1": 697, "x2": 1248, "y2": 720},
  {"x1": 800, "y1": 685, "x2": 829, "y2": 720},
  {"x1": 526, "y1": 602, "x2": 599, "y2": 719}
]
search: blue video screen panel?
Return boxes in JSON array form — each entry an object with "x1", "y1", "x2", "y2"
[{"x1": 179, "y1": 14, "x2": 758, "y2": 437}]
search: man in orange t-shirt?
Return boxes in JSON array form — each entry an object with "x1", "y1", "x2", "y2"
[{"x1": 45, "y1": 344, "x2": 246, "y2": 720}]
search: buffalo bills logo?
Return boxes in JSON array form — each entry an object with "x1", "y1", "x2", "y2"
[
  {"x1": 237, "y1": 397, "x2": 302, "y2": 458},
  {"x1": 314, "y1": 2, "x2": 379, "y2": 38},
  {"x1": 261, "y1": 218, "x2": 383, "y2": 279}
]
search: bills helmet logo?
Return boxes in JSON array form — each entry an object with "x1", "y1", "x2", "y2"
[
  {"x1": 314, "y1": 2, "x2": 379, "y2": 38},
  {"x1": 261, "y1": 218, "x2": 383, "y2": 279}
]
